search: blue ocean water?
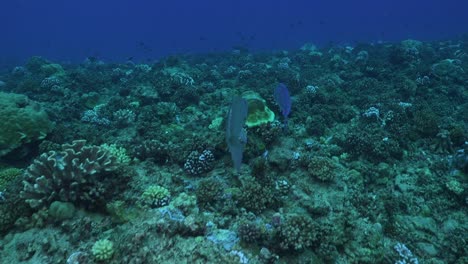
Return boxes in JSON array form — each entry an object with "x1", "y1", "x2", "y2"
[{"x1": 1, "y1": 0, "x2": 467, "y2": 65}]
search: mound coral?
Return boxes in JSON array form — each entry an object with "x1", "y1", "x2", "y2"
[
  {"x1": 21, "y1": 140, "x2": 118, "y2": 209},
  {"x1": 0, "y1": 92, "x2": 53, "y2": 157},
  {"x1": 92, "y1": 238, "x2": 114, "y2": 261}
]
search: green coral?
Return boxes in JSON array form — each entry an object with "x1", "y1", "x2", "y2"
[
  {"x1": 431, "y1": 59, "x2": 465, "y2": 81},
  {"x1": 208, "y1": 117, "x2": 223, "y2": 130},
  {"x1": 106, "y1": 200, "x2": 139, "y2": 223},
  {"x1": 172, "y1": 192, "x2": 197, "y2": 214},
  {"x1": 0, "y1": 92, "x2": 53, "y2": 157},
  {"x1": 237, "y1": 176, "x2": 276, "y2": 212},
  {"x1": 277, "y1": 214, "x2": 318, "y2": 251},
  {"x1": 40, "y1": 63, "x2": 66, "y2": 77},
  {"x1": 307, "y1": 156, "x2": 337, "y2": 182},
  {"x1": 140, "y1": 185, "x2": 171, "y2": 208},
  {"x1": 91, "y1": 238, "x2": 114, "y2": 261},
  {"x1": 0, "y1": 167, "x2": 22, "y2": 189},
  {"x1": 25, "y1": 56, "x2": 49, "y2": 74},
  {"x1": 100, "y1": 143, "x2": 131, "y2": 164},
  {"x1": 238, "y1": 221, "x2": 264, "y2": 244},
  {"x1": 445, "y1": 179, "x2": 464, "y2": 195},
  {"x1": 413, "y1": 109, "x2": 440, "y2": 137},
  {"x1": 0, "y1": 201, "x2": 26, "y2": 234},
  {"x1": 48, "y1": 201, "x2": 76, "y2": 221},
  {"x1": 195, "y1": 178, "x2": 223, "y2": 208}
]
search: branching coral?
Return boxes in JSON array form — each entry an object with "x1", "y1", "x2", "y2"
[
  {"x1": 140, "y1": 185, "x2": 171, "y2": 208},
  {"x1": 277, "y1": 215, "x2": 318, "y2": 251}
]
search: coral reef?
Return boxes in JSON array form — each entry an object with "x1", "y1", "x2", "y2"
[{"x1": 0, "y1": 38, "x2": 466, "y2": 263}]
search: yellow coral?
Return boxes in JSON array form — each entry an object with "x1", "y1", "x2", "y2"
[{"x1": 242, "y1": 91, "x2": 275, "y2": 127}]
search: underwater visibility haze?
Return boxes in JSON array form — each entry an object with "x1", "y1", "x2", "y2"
[{"x1": 0, "y1": 0, "x2": 467, "y2": 263}]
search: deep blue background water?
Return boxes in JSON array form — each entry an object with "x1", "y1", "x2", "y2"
[{"x1": 1, "y1": 0, "x2": 467, "y2": 66}]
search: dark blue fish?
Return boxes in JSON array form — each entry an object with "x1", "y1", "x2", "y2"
[{"x1": 274, "y1": 83, "x2": 291, "y2": 128}]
